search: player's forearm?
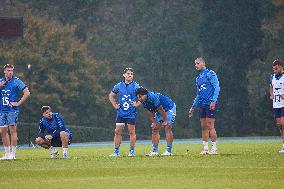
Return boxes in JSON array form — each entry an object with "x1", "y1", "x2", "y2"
[
  {"x1": 210, "y1": 74, "x2": 220, "y2": 102},
  {"x1": 212, "y1": 85, "x2": 220, "y2": 102},
  {"x1": 146, "y1": 110, "x2": 155, "y2": 123},
  {"x1": 108, "y1": 93, "x2": 118, "y2": 107},
  {"x1": 269, "y1": 85, "x2": 273, "y2": 97},
  {"x1": 157, "y1": 106, "x2": 167, "y2": 122},
  {"x1": 192, "y1": 95, "x2": 199, "y2": 108},
  {"x1": 18, "y1": 88, "x2": 30, "y2": 106}
]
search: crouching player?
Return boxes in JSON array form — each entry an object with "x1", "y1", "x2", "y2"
[
  {"x1": 136, "y1": 87, "x2": 176, "y2": 156},
  {"x1": 35, "y1": 106, "x2": 72, "y2": 158}
]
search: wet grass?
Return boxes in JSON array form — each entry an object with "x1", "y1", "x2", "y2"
[{"x1": 0, "y1": 141, "x2": 284, "y2": 189}]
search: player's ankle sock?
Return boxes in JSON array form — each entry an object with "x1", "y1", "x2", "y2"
[
  {"x1": 4, "y1": 146, "x2": 10, "y2": 155},
  {"x1": 48, "y1": 146, "x2": 57, "y2": 154},
  {"x1": 130, "y1": 146, "x2": 134, "y2": 152},
  {"x1": 211, "y1": 141, "x2": 217, "y2": 150},
  {"x1": 166, "y1": 144, "x2": 172, "y2": 153},
  {"x1": 11, "y1": 146, "x2": 16, "y2": 155},
  {"x1": 203, "y1": 141, "x2": 208, "y2": 150},
  {"x1": 63, "y1": 148, "x2": 68, "y2": 154},
  {"x1": 152, "y1": 144, "x2": 158, "y2": 152},
  {"x1": 114, "y1": 147, "x2": 119, "y2": 154}
]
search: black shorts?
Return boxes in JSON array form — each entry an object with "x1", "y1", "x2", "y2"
[
  {"x1": 274, "y1": 108, "x2": 284, "y2": 118},
  {"x1": 116, "y1": 116, "x2": 136, "y2": 125},
  {"x1": 199, "y1": 106, "x2": 217, "y2": 119},
  {"x1": 51, "y1": 134, "x2": 72, "y2": 147}
]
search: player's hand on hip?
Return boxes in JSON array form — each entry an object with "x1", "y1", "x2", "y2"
[
  {"x1": 188, "y1": 108, "x2": 194, "y2": 118},
  {"x1": 9, "y1": 102, "x2": 19, "y2": 107},
  {"x1": 114, "y1": 104, "x2": 120, "y2": 109},
  {"x1": 132, "y1": 101, "x2": 141, "y2": 107},
  {"x1": 270, "y1": 95, "x2": 274, "y2": 100},
  {"x1": 210, "y1": 102, "x2": 216, "y2": 110}
]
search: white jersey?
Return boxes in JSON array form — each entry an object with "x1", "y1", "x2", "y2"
[{"x1": 271, "y1": 73, "x2": 284, "y2": 108}]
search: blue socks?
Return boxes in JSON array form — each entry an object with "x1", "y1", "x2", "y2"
[
  {"x1": 152, "y1": 144, "x2": 158, "y2": 152},
  {"x1": 166, "y1": 144, "x2": 172, "y2": 153},
  {"x1": 130, "y1": 146, "x2": 135, "y2": 154},
  {"x1": 114, "y1": 147, "x2": 119, "y2": 154}
]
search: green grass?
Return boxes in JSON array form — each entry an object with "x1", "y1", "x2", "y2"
[{"x1": 0, "y1": 141, "x2": 284, "y2": 189}]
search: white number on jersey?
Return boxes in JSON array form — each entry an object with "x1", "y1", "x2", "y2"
[
  {"x1": 2, "y1": 97, "x2": 9, "y2": 105},
  {"x1": 272, "y1": 74, "x2": 284, "y2": 108},
  {"x1": 122, "y1": 102, "x2": 130, "y2": 110}
]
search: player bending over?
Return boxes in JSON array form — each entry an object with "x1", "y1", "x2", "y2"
[{"x1": 136, "y1": 87, "x2": 176, "y2": 156}]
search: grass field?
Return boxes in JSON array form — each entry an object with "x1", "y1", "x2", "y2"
[{"x1": 0, "y1": 141, "x2": 284, "y2": 189}]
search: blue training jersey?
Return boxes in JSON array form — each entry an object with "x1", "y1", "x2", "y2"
[
  {"x1": 192, "y1": 68, "x2": 220, "y2": 108},
  {"x1": 0, "y1": 76, "x2": 27, "y2": 112},
  {"x1": 112, "y1": 81, "x2": 141, "y2": 118},
  {"x1": 142, "y1": 91, "x2": 175, "y2": 112},
  {"x1": 38, "y1": 113, "x2": 72, "y2": 138}
]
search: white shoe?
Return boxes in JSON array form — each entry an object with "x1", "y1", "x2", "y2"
[
  {"x1": 279, "y1": 148, "x2": 284, "y2": 153},
  {"x1": 146, "y1": 151, "x2": 159, "y2": 157},
  {"x1": 109, "y1": 152, "x2": 119, "y2": 157},
  {"x1": 200, "y1": 149, "x2": 209, "y2": 155},
  {"x1": 209, "y1": 149, "x2": 218, "y2": 155},
  {"x1": 0, "y1": 153, "x2": 13, "y2": 160},
  {"x1": 161, "y1": 151, "x2": 172, "y2": 156},
  {"x1": 127, "y1": 153, "x2": 135, "y2": 157},
  {"x1": 50, "y1": 151, "x2": 59, "y2": 158},
  {"x1": 128, "y1": 152, "x2": 135, "y2": 157},
  {"x1": 9, "y1": 153, "x2": 16, "y2": 159}
]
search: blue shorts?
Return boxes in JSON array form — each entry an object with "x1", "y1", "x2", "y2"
[
  {"x1": 116, "y1": 116, "x2": 136, "y2": 125},
  {"x1": 50, "y1": 132, "x2": 72, "y2": 147},
  {"x1": 273, "y1": 108, "x2": 284, "y2": 118},
  {"x1": 0, "y1": 112, "x2": 19, "y2": 127},
  {"x1": 155, "y1": 104, "x2": 176, "y2": 126},
  {"x1": 199, "y1": 106, "x2": 217, "y2": 118}
]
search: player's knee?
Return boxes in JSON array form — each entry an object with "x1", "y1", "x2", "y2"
[
  {"x1": 60, "y1": 131, "x2": 68, "y2": 139},
  {"x1": 35, "y1": 137, "x2": 43, "y2": 144},
  {"x1": 115, "y1": 128, "x2": 123, "y2": 136},
  {"x1": 164, "y1": 126, "x2": 171, "y2": 132},
  {"x1": 129, "y1": 130, "x2": 135, "y2": 136},
  {"x1": 152, "y1": 128, "x2": 159, "y2": 135}
]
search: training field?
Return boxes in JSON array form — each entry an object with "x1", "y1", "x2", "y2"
[{"x1": 0, "y1": 140, "x2": 284, "y2": 189}]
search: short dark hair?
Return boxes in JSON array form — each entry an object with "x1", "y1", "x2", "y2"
[
  {"x1": 3, "y1": 64, "x2": 14, "y2": 70},
  {"x1": 273, "y1": 59, "x2": 284, "y2": 67},
  {"x1": 136, "y1": 87, "x2": 148, "y2": 96},
  {"x1": 195, "y1": 57, "x2": 205, "y2": 63},
  {"x1": 41, "y1": 106, "x2": 51, "y2": 113},
  {"x1": 124, "y1": 67, "x2": 134, "y2": 73}
]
